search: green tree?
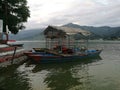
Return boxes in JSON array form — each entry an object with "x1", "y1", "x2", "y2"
[{"x1": 0, "y1": 0, "x2": 30, "y2": 34}]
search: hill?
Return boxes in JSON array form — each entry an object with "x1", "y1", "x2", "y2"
[
  {"x1": 63, "y1": 23, "x2": 120, "y2": 40},
  {"x1": 9, "y1": 28, "x2": 45, "y2": 40},
  {"x1": 8, "y1": 23, "x2": 120, "y2": 40}
]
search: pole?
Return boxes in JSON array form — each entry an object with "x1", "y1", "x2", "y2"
[
  {"x1": 68, "y1": 35, "x2": 70, "y2": 48},
  {"x1": 86, "y1": 36, "x2": 89, "y2": 50},
  {"x1": 11, "y1": 47, "x2": 17, "y2": 64},
  {"x1": 45, "y1": 38, "x2": 47, "y2": 49}
]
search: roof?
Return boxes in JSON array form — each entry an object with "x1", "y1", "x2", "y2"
[{"x1": 44, "y1": 25, "x2": 91, "y2": 39}]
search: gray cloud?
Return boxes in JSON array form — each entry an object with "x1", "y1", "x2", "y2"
[{"x1": 26, "y1": 0, "x2": 120, "y2": 29}]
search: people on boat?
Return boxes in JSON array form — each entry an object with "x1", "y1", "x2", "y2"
[
  {"x1": 80, "y1": 46, "x2": 87, "y2": 51},
  {"x1": 53, "y1": 45, "x2": 74, "y2": 54}
]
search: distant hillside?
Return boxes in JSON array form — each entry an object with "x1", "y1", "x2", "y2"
[
  {"x1": 8, "y1": 23, "x2": 120, "y2": 40},
  {"x1": 63, "y1": 23, "x2": 120, "y2": 40},
  {"x1": 9, "y1": 28, "x2": 45, "y2": 40}
]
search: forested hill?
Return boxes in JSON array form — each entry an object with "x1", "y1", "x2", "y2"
[
  {"x1": 9, "y1": 23, "x2": 120, "y2": 40},
  {"x1": 9, "y1": 28, "x2": 44, "y2": 40},
  {"x1": 63, "y1": 23, "x2": 120, "y2": 39}
]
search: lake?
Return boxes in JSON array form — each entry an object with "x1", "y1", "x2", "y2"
[{"x1": 0, "y1": 40, "x2": 120, "y2": 90}]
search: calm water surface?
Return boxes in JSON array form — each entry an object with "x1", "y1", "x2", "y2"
[{"x1": 0, "y1": 41, "x2": 120, "y2": 90}]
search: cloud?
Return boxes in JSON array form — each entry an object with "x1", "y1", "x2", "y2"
[{"x1": 25, "y1": 0, "x2": 120, "y2": 29}]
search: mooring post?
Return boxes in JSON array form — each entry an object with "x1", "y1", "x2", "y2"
[{"x1": 11, "y1": 46, "x2": 17, "y2": 64}]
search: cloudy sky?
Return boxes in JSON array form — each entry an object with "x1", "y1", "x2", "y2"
[{"x1": 25, "y1": 0, "x2": 120, "y2": 29}]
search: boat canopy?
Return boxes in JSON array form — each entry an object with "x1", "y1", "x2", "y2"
[{"x1": 44, "y1": 26, "x2": 91, "y2": 39}]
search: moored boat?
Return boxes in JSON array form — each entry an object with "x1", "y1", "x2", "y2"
[
  {"x1": 25, "y1": 49, "x2": 102, "y2": 63},
  {"x1": 33, "y1": 48, "x2": 48, "y2": 52},
  {"x1": 0, "y1": 44, "x2": 29, "y2": 64},
  {"x1": 0, "y1": 19, "x2": 28, "y2": 66},
  {"x1": 24, "y1": 25, "x2": 102, "y2": 63}
]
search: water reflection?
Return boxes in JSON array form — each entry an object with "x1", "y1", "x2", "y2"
[
  {"x1": 0, "y1": 65, "x2": 32, "y2": 90},
  {"x1": 31, "y1": 56, "x2": 102, "y2": 90},
  {"x1": 0, "y1": 56, "x2": 102, "y2": 90}
]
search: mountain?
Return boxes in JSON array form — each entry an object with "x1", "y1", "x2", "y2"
[
  {"x1": 63, "y1": 23, "x2": 120, "y2": 40},
  {"x1": 8, "y1": 23, "x2": 120, "y2": 40},
  {"x1": 8, "y1": 28, "x2": 45, "y2": 40}
]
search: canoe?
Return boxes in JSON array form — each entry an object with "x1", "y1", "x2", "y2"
[
  {"x1": 24, "y1": 49, "x2": 102, "y2": 63},
  {"x1": 0, "y1": 44, "x2": 29, "y2": 64},
  {"x1": 8, "y1": 43, "x2": 24, "y2": 47},
  {"x1": 33, "y1": 48, "x2": 49, "y2": 52}
]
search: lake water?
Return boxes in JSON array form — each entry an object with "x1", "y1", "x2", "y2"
[{"x1": 0, "y1": 40, "x2": 120, "y2": 90}]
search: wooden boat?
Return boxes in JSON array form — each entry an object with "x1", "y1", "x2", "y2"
[
  {"x1": 8, "y1": 43, "x2": 24, "y2": 47},
  {"x1": 33, "y1": 48, "x2": 48, "y2": 52},
  {"x1": 24, "y1": 49, "x2": 102, "y2": 63},
  {"x1": 0, "y1": 44, "x2": 27, "y2": 66},
  {"x1": 24, "y1": 26, "x2": 102, "y2": 63},
  {"x1": 0, "y1": 44, "x2": 23, "y2": 53},
  {"x1": 0, "y1": 19, "x2": 28, "y2": 66}
]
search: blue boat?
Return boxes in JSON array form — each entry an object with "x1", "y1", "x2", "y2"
[
  {"x1": 25, "y1": 49, "x2": 102, "y2": 63},
  {"x1": 24, "y1": 26, "x2": 102, "y2": 63}
]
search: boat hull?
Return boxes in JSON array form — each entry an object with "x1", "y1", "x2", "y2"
[{"x1": 26, "y1": 50, "x2": 102, "y2": 63}]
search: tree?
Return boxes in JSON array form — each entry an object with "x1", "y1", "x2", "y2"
[{"x1": 0, "y1": 0, "x2": 30, "y2": 34}]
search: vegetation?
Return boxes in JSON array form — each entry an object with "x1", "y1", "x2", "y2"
[
  {"x1": 0, "y1": 0, "x2": 30, "y2": 34},
  {"x1": 63, "y1": 23, "x2": 120, "y2": 40}
]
